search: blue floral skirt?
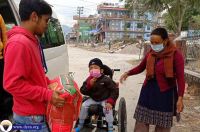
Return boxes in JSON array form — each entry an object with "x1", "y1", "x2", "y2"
[{"x1": 134, "y1": 79, "x2": 177, "y2": 128}]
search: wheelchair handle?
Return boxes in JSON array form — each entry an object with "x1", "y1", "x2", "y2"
[{"x1": 113, "y1": 69, "x2": 120, "y2": 72}]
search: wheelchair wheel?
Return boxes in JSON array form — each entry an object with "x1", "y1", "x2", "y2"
[{"x1": 118, "y1": 97, "x2": 127, "y2": 132}]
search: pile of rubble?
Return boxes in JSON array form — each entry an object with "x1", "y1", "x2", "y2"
[
  {"x1": 185, "y1": 60, "x2": 200, "y2": 73},
  {"x1": 172, "y1": 97, "x2": 200, "y2": 132},
  {"x1": 75, "y1": 42, "x2": 141, "y2": 55}
]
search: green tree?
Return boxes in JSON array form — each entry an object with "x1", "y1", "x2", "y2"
[
  {"x1": 122, "y1": 0, "x2": 200, "y2": 35},
  {"x1": 163, "y1": 7, "x2": 200, "y2": 32},
  {"x1": 190, "y1": 15, "x2": 200, "y2": 29}
]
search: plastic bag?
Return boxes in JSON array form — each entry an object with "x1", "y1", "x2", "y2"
[{"x1": 46, "y1": 74, "x2": 82, "y2": 132}]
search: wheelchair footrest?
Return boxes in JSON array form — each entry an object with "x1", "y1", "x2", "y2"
[{"x1": 84, "y1": 123, "x2": 96, "y2": 129}]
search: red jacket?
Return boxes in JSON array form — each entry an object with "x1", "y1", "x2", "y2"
[
  {"x1": 3, "y1": 26, "x2": 53, "y2": 116},
  {"x1": 128, "y1": 50, "x2": 185, "y2": 96}
]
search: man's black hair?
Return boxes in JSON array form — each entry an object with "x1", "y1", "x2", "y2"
[
  {"x1": 151, "y1": 27, "x2": 169, "y2": 40},
  {"x1": 19, "y1": 0, "x2": 52, "y2": 21}
]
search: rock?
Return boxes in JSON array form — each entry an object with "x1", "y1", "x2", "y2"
[
  {"x1": 108, "y1": 50, "x2": 115, "y2": 53},
  {"x1": 120, "y1": 45, "x2": 126, "y2": 49},
  {"x1": 188, "y1": 84, "x2": 200, "y2": 96},
  {"x1": 183, "y1": 94, "x2": 191, "y2": 100},
  {"x1": 194, "y1": 106, "x2": 200, "y2": 112}
]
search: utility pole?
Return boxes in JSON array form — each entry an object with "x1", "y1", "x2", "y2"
[
  {"x1": 76, "y1": 7, "x2": 83, "y2": 45},
  {"x1": 77, "y1": 7, "x2": 84, "y2": 19}
]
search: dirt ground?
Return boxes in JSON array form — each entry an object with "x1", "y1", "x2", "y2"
[
  {"x1": 127, "y1": 60, "x2": 200, "y2": 132},
  {"x1": 69, "y1": 46, "x2": 200, "y2": 132}
]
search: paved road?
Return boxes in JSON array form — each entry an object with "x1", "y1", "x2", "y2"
[{"x1": 68, "y1": 45, "x2": 145, "y2": 132}]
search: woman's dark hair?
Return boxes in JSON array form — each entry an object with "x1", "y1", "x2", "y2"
[
  {"x1": 19, "y1": 0, "x2": 52, "y2": 21},
  {"x1": 151, "y1": 27, "x2": 169, "y2": 40}
]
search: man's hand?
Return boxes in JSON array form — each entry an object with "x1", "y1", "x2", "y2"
[
  {"x1": 51, "y1": 90, "x2": 65, "y2": 107},
  {"x1": 105, "y1": 103, "x2": 113, "y2": 111},
  {"x1": 90, "y1": 77, "x2": 97, "y2": 86}
]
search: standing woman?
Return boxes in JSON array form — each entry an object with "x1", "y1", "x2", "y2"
[
  {"x1": 120, "y1": 27, "x2": 185, "y2": 132},
  {"x1": 0, "y1": 14, "x2": 12, "y2": 121}
]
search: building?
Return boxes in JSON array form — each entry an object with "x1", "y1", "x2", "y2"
[
  {"x1": 73, "y1": 15, "x2": 97, "y2": 42},
  {"x1": 97, "y1": 2, "x2": 156, "y2": 42}
]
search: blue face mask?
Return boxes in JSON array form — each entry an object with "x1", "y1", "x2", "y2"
[{"x1": 150, "y1": 43, "x2": 164, "y2": 52}]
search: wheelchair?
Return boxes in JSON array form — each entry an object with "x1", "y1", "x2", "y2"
[{"x1": 75, "y1": 67, "x2": 127, "y2": 132}]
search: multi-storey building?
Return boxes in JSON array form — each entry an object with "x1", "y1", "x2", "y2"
[
  {"x1": 97, "y1": 2, "x2": 157, "y2": 42},
  {"x1": 73, "y1": 15, "x2": 97, "y2": 41}
]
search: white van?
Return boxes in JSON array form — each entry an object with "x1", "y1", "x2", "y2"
[{"x1": 0, "y1": 0, "x2": 69, "y2": 78}]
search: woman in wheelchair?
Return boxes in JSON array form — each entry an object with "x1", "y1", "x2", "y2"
[{"x1": 73, "y1": 58, "x2": 119, "y2": 132}]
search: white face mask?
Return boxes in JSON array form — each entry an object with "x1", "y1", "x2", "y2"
[{"x1": 150, "y1": 43, "x2": 164, "y2": 52}]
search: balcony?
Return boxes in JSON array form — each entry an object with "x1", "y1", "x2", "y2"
[
  {"x1": 103, "y1": 28, "x2": 148, "y2": 33},
  {"x1": 97, "y1": 5, "x2": 127, "y2": 11},
  {"x1": 100, "y1": 14, "x2": 146, "y2": 21},
  {"x1": 73, "y1": 15, "x2": 96, "y2": 20}
]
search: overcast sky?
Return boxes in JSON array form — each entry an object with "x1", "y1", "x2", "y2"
[
  {"x1": 14, "y1": 0, "x2": 123, "y2": 27},
  {"x1": 45, "y1": 0, "x2": 123, "y2": 27}
]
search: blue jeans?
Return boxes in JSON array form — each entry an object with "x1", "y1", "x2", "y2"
[
  {"x1": 13, "y1": 113, "x2": 49, "y2": 132},
  {"x1": 79, "y1": 98, "x2": 113, "y2": 123}
]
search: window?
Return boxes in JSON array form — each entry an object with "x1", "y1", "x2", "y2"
[
  {"x1": 125, "y1": 22, "x2": 131, "y2": 28},
  {"x1": 0, "y1": 0, "x2": 17, "y2": 30},
  {"x1": 106, "y1": 21, "x2": 110, "y2": 28},
  {"x1": 40, "y1": 17, "x2": 65, "y2": 49},
  {"x1": 2, "y1": 0, "x2": 65, "y2": 49},
  {"x1": 137, "y1": 23, "x2": 143, "y2": 28},
  {"x1": 147, "y1": 25, "x2": 151, "y2": 30}
]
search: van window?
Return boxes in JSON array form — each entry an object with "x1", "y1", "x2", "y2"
[
  {"x1": 41, "y1": 17, "x2": 65, "y2": 49},
  {"x1": 0, "y1": 0, "x2": 17, "y2": 30},
  {"x1": 1, "y1": 0, "x2": 65, "y2": 49}
]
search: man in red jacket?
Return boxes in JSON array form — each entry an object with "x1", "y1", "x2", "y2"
[{"x1": 3, "y1": 0, "x2": 65, "y2": 131}]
